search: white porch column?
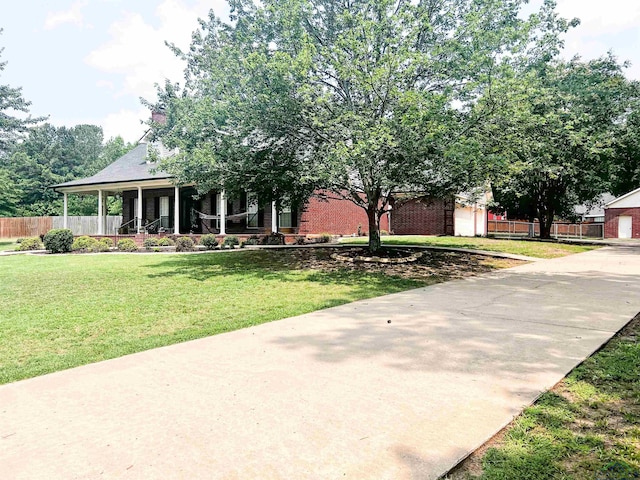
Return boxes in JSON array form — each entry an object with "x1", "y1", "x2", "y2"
[
  {"x1": 97, "y1": 190, "x2": 104, "y2": 235},
  {"x1": 271, "y1": 201, "x2": 278, "y2": 233},
  {"x1": 174, "y1": 186, "x2": 180, "y2": 234},
  {"x1": 63, "y1": 193, "x2": 68, "y2": 229},
  {"x1": 220, "y1": 190, "x2": 226, "y2": 235},
  {"x1": 137, "y1": 186, "x2": 143, "y2": 234}
]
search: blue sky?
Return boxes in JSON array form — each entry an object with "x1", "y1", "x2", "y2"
[{"x1": 0, "y1": 0, "x2": 638, "y2": 143}]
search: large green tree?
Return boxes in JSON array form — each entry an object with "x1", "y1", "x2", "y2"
[
  {"x1": 151, "y1": 0, "x2": 571, "y2": 251},
  {"x1": 477, "y1": 54, "x2": 639, "y2": 237}
]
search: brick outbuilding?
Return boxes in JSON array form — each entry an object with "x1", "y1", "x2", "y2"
[{"x1": 604, "y1": 187, "x2": 640, "y2": 239}]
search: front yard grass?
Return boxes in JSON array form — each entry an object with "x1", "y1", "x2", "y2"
[
  {"x1": 0, "y1": 248, "x2": 513, "y2": 384},
  {"x1": 0, "y1": 239, "x2": 18, "y2": 251},
  {"x1": 340, "y1": 235, "x2": 598, "y2": 259},
  {"x1": 448, "y1": 313, "x2": 640, "y2": 479}
]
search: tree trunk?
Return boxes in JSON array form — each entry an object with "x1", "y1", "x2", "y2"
[
  {"x1": 367, "y1": 203, "x2": 381, "y2": 253},
  {"x1": 538, "y1": 209, "x2": 554, "y2": 239}
]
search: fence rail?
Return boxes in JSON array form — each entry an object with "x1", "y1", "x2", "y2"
[
  {"x1": 0, "y1": 216, "x2": 123, "y2": 238},
  {"x1": 488, "y1": 220, "x2": 604, "y2": 239}
]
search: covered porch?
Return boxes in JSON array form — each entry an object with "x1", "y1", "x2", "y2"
[{"x1": 55, "y1": 181, "x2": 285, "y2": 236}]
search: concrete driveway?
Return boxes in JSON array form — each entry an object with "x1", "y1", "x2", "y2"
[{"x1": 1, "y1": 246, "x2": 639, "y2": 479}]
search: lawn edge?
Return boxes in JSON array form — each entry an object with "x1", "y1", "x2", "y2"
[{"x1": 440, "y1": 310, "x2": 640, "y2": 480}]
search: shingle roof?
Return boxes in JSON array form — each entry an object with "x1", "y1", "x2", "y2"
[{"x1": 51, "y1": 143, "x2": 173, "y2": 189}]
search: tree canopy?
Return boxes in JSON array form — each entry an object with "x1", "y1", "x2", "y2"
[
  {"x1": 150, "y1": 0, "x2": 576, "y2": 250},
  {"x1": 476, "y1": 54, "x2": 639, "y2": 237}
]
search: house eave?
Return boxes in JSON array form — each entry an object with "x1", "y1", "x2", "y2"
[
  {"x1": 605, "y1": 186, "x2": 640, "y2": 208},
  {"x1": 54, "y1": 177, "x2": 177, "y2": 194}
]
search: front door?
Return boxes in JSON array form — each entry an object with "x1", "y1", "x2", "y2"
[{"x1": 618, "y1": 216, "x2": 633, "y2": 239}]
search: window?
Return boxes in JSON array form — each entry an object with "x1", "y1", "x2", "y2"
[
  {"x1": 159, "y1": 196, "x2": 170, "y2": 228},
  {"x1": 246, "y1": 194, "x2": 259, "y2": 228},
  {"x1": 279, "y1": 205, "x2": 292, "y2": 228}
]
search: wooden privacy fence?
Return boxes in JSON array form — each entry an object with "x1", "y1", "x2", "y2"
[
  {"x1": 488, "y1": 220, "x2": 604, "y2": 239},
  {"x1": 0, "y1": 216, "x2": 123, "y2": 238},
  {"x1": 0, "y1": 217, "x2": 53, "y2": 238},
  {"x1": 52, "y1": 216, "x2": 123, "y2": 236}
]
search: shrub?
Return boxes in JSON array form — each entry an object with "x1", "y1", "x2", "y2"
[
  {"x1": 143, "y1": 238, "x2": 160, "y2": 248},
  {"x1": 99, "y1": 237, "x2": 114, "y2": 248},
  {"x1": 318, "y1": 233, "x2": 332, "y2": 244},
  {"x1": 175, "y1": 236, "x2": 195, "y2": 252},
  {"x1": 222, "y1": 235, "x2": 239, "y2": 248},
  {"x1": 72, "y1": 236, "x2": 99, "y2": 252},
  {"x1": 43, "y1": 229, "x2": 74, "y2": 253},
  {"x1": 200, "y1": 234, "x2": 219, "y2": 250},
  {"x1": 157, "y1": 237, "x2": 175, "y2": 247},
  {"x1": 294, "y1": 236, "x2": 307, "y2": 245},
  {"x1": 265, "y1": 232, "x2": 285, "y2": 246},
  {"x1": 243, "y1": 235, "x2": 261, "y2": 246},
  {"x1": 380, "y1": 230, "x2": 390, "y2": 236},
  {"x1": 15, "y1": 238, "x2": 25, "y2": 244},
  {"x1": 117, "y1": 238, "x2": 138, "y2": 252},
  {"x1": 94, "y1": 239, "x2": 111, "y2": 252},
  {"x1": 16, "y1": 237, "x2": 43, "y2": 251}
]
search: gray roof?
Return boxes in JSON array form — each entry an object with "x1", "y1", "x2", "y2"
[
  {"x1": 574, "y1": 193, "x2": 616, "y2": 217},
  {"x1": 51, "y1": 143, "x2": 173, "y2": 189}
]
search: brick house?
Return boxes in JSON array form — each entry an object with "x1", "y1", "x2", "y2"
[
  {"x1": 604, "y1": 187, "x2": 640, "y2": 239},
  {"x1": 52, "y1": 138, "x2": 486, "y2": 238}
]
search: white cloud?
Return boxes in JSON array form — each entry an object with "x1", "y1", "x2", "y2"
[
  {"x1": 556, "y1": 0, "x2": 640, "y2": 35},
  {"x1": 85, "y1": 0, "x2": 228, "y2": 139},
  {"x1": 44, "y1": 1, "x2": 90, "y2": 30},
  {"x1": 86, "y1": 0, "x2": 228, "y2": 101},
  {"x1": 102, "y1": 107, "x2": 150, "y2": 143}
]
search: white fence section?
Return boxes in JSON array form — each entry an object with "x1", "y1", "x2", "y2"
[
  {"x1": 488, "y1": 220, "x2": 604, "y2": 239},
  {"x1": 52, "y1": 216, "x2": 123, "y2": 236}
]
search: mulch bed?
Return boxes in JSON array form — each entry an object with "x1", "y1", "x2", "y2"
[{"x1": 267, "y1": 246, "x2": 525, "y2": 281}]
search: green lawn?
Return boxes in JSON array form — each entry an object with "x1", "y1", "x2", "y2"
[
  {"x1": 0, "y1": 250, "x2": 427, "y2": 384},
  {"x1": 0, "y1": 239, "x2": 18, "y2": 251},
  {"x1": 340, "y1": 235, "x2": 598, "y2": 259},
  {"x1": 450, "y1": 315, "x2": 640, "y2": 479}
]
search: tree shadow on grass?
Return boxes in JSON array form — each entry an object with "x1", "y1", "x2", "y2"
[{"x1": 143, "y1": 249, "x2": 427, "y2": 292}]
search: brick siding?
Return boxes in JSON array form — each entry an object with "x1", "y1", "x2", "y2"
[
  {"x1": 298, "y1": 193, "x2": 389, "y2": 235},
  {"x1": 391, "y1": 197, "x2": 454, "y2": 236},
  {"x1": 604, "y1": 207, "x2": 640, "y2": 238}
]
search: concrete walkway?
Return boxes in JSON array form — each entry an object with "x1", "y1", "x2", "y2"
[{"x1": 2, "y1": 246, "x2": 640, "y2": 479}]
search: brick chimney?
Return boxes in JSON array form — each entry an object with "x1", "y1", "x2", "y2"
[{"x1": 151, "y1": 110, "x2": 167, "y2": 125}]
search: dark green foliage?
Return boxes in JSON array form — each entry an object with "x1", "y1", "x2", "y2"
[
  {"x1": 222, "y1": 235, "x2": 239, "y2": 248},
  {"x1": 262, "y1": 233, "x2": 284, "y2": 246},
  {"x1": 148, "y1": 0, "x2": 571, "y2": 252},
  {"x1": 175, "y1": 236, "x2": 195, "y2": 252},
  {"x1": 477, "y1": 55, "x2": 640, "y2": 236},
  {"x1": 117, "y1": 239, "x2": 138, "y2": 252},
  {"x1": 242, "y1": 235, "x2": 261, "y2": 246},
  {"x1": 43, "y1": 229, "x2": 73, "y2": 253},
  {"x1": 0, "y1": 123, "x2": 134, "y2": 216},
  {"x1": 199, "y1": 234, "x2": 219, "y2": 250},
  {"x1": 15, "y1": 237, "x2": 42, "y2": 251}
]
